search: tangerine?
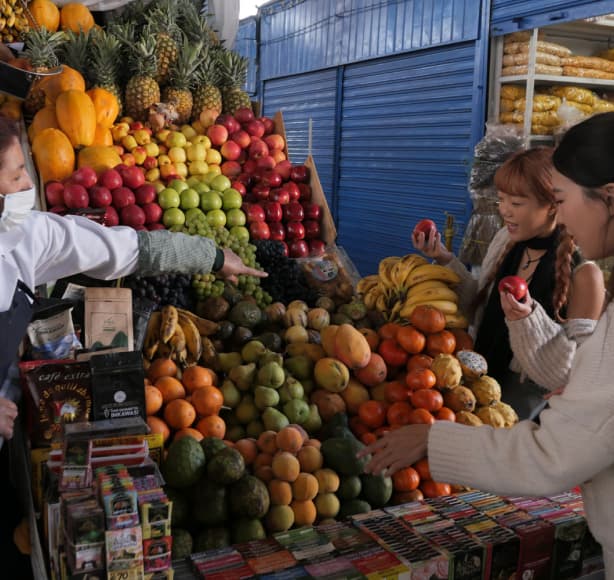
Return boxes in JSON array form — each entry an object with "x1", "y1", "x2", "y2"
[
  {"x1": 421, "y1": 480, "x2": 452, "y2": 498},
  {"x1": 396, "y1": 326, "x2": 426, "y2": 354},
  {"x1": 146, "y1": 416, "x2": 170, "y2": 443},
  {"x1": 358, "y1": 400, "x2": 387, "y2": 429},
  {"x1": 392, "y1": 467, "x2": 420, "y2": 492},
  {"x1": 147, "y1": 358, "x2": 178, "y2": 382},
  {"x1": 384, "y1": 380, "x2": 410, "y2": 403},
  {"x1": 275, "y1": 426, "x2": 304, "y2": 453},
  {"x1": 173, "y1": 427, "x2": 204, "y2": 442},
  {"x1": 406, "y1": 354, "x2": 433, "y2": 372},
  {"x1": 435, "y1": 407, "x2": 456, "y2": 422},
  {"x1": 181, "y1": 365, "x2": 215, "y2": 393},
  {"x1": 387, "y1": 401, "x2": 413, "y2": 426},
  {"x1": 191, "y1": 385, "x2": 224, "y2": 416},
  {"x1": 378, "y1": 322, "x2": 402, "y2": 340},
  {"x1": 154, "y1": 376, "x2": 185, "y2": 404},
  {"x1": 195, "y1": 415, "x2": 226, "y2": 439},
  {"x1": 257, "y1": 430, "x2": 279, "y2": 454},
  {"x1": 163, "y1": 399, "x2": 196, "y2": 430},
  {"x1": 234, "y1": 438, "x2": 259, "y2": 465},
  {"x1": 145, "y1": 385, "x2": 163, "y2": 416},
  {"x1": 413, "y1": 457, "x2": 432, "y2": 480}
]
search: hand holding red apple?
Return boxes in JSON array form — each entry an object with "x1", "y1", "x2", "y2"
[
  {"x1": 499, "y1": 277, "x2": 533, "y2": 321},
  {"x1": 411, "y1": 218, "x2": 453, "y2": 265}
]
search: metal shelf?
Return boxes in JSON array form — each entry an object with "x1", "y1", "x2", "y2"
[{"x1": 499, "y1": 74, "x2": 614, "y2": 90}]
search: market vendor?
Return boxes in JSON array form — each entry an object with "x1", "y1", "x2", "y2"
[
  {"x1": 0, "y1": 115, "x2": 265, "y2": 576},
  {"x1": 412, "y1": 147, "x2": 604, "y2": 420}
]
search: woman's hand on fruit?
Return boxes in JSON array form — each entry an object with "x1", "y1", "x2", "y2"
[
  {"x1": 412, "y1": 230, "x2": 453, "y2": 265},
  {"x1": 0, "y1": 397, "x2": 18, "y2": 440},
  {"x1": 219, "y1": 248, "x2": 268, "y2": 284},
  {"x1": 500, "y1": 287, "x2": 534, "y2": 321},
  {"x1": 357, "y1": 424, "x2": 431, "y2": 477}
]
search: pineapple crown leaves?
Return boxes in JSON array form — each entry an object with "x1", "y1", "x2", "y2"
[
  {"x1": 127, "y1": 29, "x2": 159, "y2": 79},
  {"x1": 177, "y1": 0, "x2": 218, "y2": 46},
  {"x1": 168, "y1": 36, "x2": 206, "y2": 91},
  {"x1": 88, "y1": 28, "x2": 123, "y2": 87},
  {"x1": 59, "y1": 29, "x2": 91, "y2": 79},
  {"x1": 218, "y1": 50, "x2": 248, "y2": 89},
  {"x1": 23, "y1": 28, "x2": 65, "y2": 69}
]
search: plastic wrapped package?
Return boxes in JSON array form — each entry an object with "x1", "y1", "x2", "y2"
[
  {"x1": 561, "y1": 56, "x2": 614, "y2": 73},
  {"x1": 503, "y1": 52, "x2": 562, "y2": 67},
  {"x1": 500, "y1": 98, "x2": 516, "y2": 112},
  {"x1": 563, "y1": 66, "x2": 614, "y2": 80},
  {"x1": 470, "y1": 160, "x2": 502, "y2": 189},
  {"x1": 554, "y1": 99, "x2": 590, "y2": 137},
  {"x1": 504, "y1": 31, "x2": 545, "y2": 43},
  {"x1": 503, "y1": 40, "x2": 571, "y2": 58},
  {"x1": 549, "y1": 86, "x2": 596, "y2": 105},
  {"x1": 513, "y1": 94, "x2": 561, "y2": 112},
  {"x1": 473, "y1": 122, "x2": 524, "y2": 161},
  {"x1": 565, "y1": 100, "x2": 593, "y2": 115},
  {"x1": 593, "y1": 98, "x2": 614, "y2": 113},
  {"x1": 458, "y1": 192, "x2": 503, "y2": 266},
  {"x1": 598, "y1": 48, "x2": 614, "y2": 61},
  {"x1": 500, "y1": 85, "x2": 526, "y2": 100},
  {"x1": 499, "y1": 109, "x2": 559, "y2": 126},
  {"x1": 502, "y1": 64, "x2": 564, "y2": 76}
]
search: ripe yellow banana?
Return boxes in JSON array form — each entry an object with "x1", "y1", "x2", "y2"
[
  {"x1": 445, "y1": 313, "x2": 470, "y2": 329},
  {"x1": 363, "y1": 283, "x2": 385, "y2": 310},
  {"x1": 404, "y1": 286, "x2": 459, "y2": 308},
  {"x1": 400, "y1": 299, "x2": 458, "y2": 319},
  {"x1": 176, "y1": 307, "x2": 219, "y2": 336},
  {"x1": 169, "y1": 324, "x2": 186, "y2": 354},
  {"x1": 160, "y1": 305, "x2": 179, "y2": 343},
  {"x1": 375, "y1": 293, "x2": 389, "y2": 314},
  {"x1": 143, "y1": 311, "x2": 162, "y2": 360},
  {"x1": 200, "y1": 337, "x2": 218, "y2": 368},
  {"x1": 356, "y1": 275, "x2": 380, "y2": 295},
  {"x1": 178, "y1": 312, "x2": 203, "y2": 361},
  {"x1": 378, "y1": 257, "x2": 401, "y2": 288},
  {"x1": 404, "y1": 264, "x2": 460, "y2": 288},
  {"x1": 406, "y1": 279, "x2": 451, "y2": 297}
]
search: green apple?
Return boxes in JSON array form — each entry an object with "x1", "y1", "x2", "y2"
[
  {"x1": 185, "y1": 207, "x2": 205, "y2": 221},
  {"x1": 202, "y1": 170, "x2": 221, "y2": 185},
  {"x1": 222, "y1": 188, "x2": 243, "y2": 210},
  {"x1": 210, "y1": 174, "x2": 232, "y2": 192},
  {"x1": 163, "y1": 207, "x2": 186, "y2": 227},
  {"x1": 158, "y1": 188, "x2": 180, "y2": 209},
  {"x1": 193, "y1": 182, "x2": 210, "y2": 194},
  {"x1": 165, "y1": 131, "x2": 187, "y2": 148},
  {"x1": 169, "y1": 179, "x2": 188, "y2": 193},
  {"x1": 186, "y1": 175, "x2": 202, "y2": 188},
  {"x1": 153, "y1": 181, "x2": 166, "y2": 194},
  {"x1": 180, "y1": 188, "x2": 200, "y2": 210},
  {"x1": 230, "y1": 225, "x2": 250, "y2": 243},
  {"x1": 226, "y1": 208, "x2": 246, "y2": 227},
  {"x1": 200, "y1": 190, "x2": 222, "y2": 211},
  {"x1": 206, "y1": 209, "x2": 227, "y2": 228}
]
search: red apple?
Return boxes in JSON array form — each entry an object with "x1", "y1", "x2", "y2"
[
  {"x1": 45, "y1": 181, "x2": 64, "y2": 207},
  {"x1": 259, "y1": 116, "x2": 275, "y2": 134},
  {"x1": 309, "y1": 239, "x2": 326, "y2": 256},
  {"x1": 221, "y1": 160, "x2": 242, "y2": 178},
  {"x1": 275, "y1": 160, "x2": 292, "y2": 181},
  {"x1": 112, "y1": 187, "x2": 136, "y2": 209},
  {"x1": 129, "y1": 121, "x2": 144, "y2": 131},
  {"x1": 261, "y1": 170, "x2": 283, "y2": 188},
  {"x1": 413, "y1": 219, "x2": 437, "y2": 241},
  {"x1": 70, "y1": 166, "x2": 98, "y2": 189},
  {"x1": 264, "y1": 201, "x2": 283, "y2": 222},
  {"x1": 283, "y1": 201, "x2": 304, "y2": 222},
  {"x1": 215, "y1": 114, "x2": 241, "y2": 134},
  {"x1": 242, "y1": 160, "x2": 258, "y2": 174},
  {"x1": 244, "y1": 119, "x2": 265, "y2": 138},
  {"x1": 263, "y1": 134, "x2": 285, "y2": 151},
  {"x1": 89, "y1": 185, "x2": 113, "y2": 208},
  {"x1": 249, "y1": 139, "x2": 269, "y2": 160},
  {"x1": 120, "y1": 153, "x2": 136, "y2": 167},
  {"x1": 303, "y1": 219, "x2": 320, "y2": 239},
  {"x1": 251, "y1": 184, "x2": 270, "y2": 201},
  {"x1": 141, "y1": 202, "x2": 163, "y2": 224},
  {"x1": 298, "y1": 183, "x2": 312, "y2": 201},
  {"x1": 285, "y1": 220, "x2": 305, "y2": 241},
  {"x1": 269, "y1": 188, "x2": 290, "y2": 205},
  {"x1": 207, "y1": 124, "x2": 229, "y2": 146},
  {"x1": 221, "y1": 140, "x2": 241, "y2": 161},
  {"x1": 290, "y1": 165, "x2": 310, "y2": 183},
  {"x1": 120, "y1": 204, "x2": 146, "y2": 228},
  {"x1": 148, "y1": 222, "x2": 166, "y2": 231},
  {"x1": 256, "y1": 155, "x2": 276, "y2": 170},
  {"x1": 498, "y1": 275, "x2": 528, "y2": 301},
  {"x1": 230, "y1": 129, "x2": 251, "y2": 149},
  {"x1": 143, "y1": 156, "x2": 158, "y2": 170},
  {"x1": 271, "y1": 150, "x2": 286, "y2": 164},
  {"x1": 268, "y1": 221, "x2": 286, "y2": 241},
  {"x1": 103, "y1": 205, "x2": 119, "y2": 227},
  {"x1": 302, "y1": 202, "x2": 321, "y2": 220},
  {"x1": 289, "y1": 239, "x2": 309, "y2": 258},
  {"x1": 234, "y1": 107, "x2": 255, "y2": 124},
  {"x1": 249, "y1": 220, "x2": 270, "y2": 240},
  {"x1": 134, "y1": 183, "x2": 157, "y2": 205},
  {"x1": 121, "y1": 166, "x2": 146, "y2": 190},
  {"x1": 235, "y1": 173, "x2": 253, "y2": 187},
  {"x1": 49, "y1": 205, "x2": 67, "y2": 215},
  {"x1": 63, "y1": 183, "x2": 89, "y2": 209},
  {"x1": 284, "y1": 182, "x2": 301, "y2": 202},
  {"x1": 252, "y1": 168, "x2": 266, "y2": 183},
  {"x1": 244, "y1": 203, "x2": 266, "y2": 223},
  {"x1": 231, "y1": 181, "x2": 247, "y2": 196},
  {"x1": 99, "y1": 168, "x2": 123, "y2": 190}
]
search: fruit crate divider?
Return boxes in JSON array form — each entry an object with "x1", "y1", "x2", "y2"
[{"x1": 304, "y1": 154, "x2": 337, "y2": 246}]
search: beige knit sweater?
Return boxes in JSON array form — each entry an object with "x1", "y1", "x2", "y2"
[
  {"x1": 446, "y1": 227, "x2": 597, "y2": 391},
  {"x1": 428, "y1": 301, "x2": 614, "y2": 576}
]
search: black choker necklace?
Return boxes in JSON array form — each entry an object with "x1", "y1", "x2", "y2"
[{"x1": 525, "y1": 227, "x2": 559, "y2": 250}]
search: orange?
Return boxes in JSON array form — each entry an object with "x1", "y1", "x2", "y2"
[
  {"x1": 181, "y1": 365, "x2": 215, "y2": 393},
  {"x1": 413, "y1": 457, "x2": 432, "y2": 481},
  {"x1": 173, "y1": 427, "x2": 204, "y2": 442},
  {"x1": 155, "y1": 376, "x2": 185, "y2": 403},
  {"x1": 234, "y1": 438, "x2": 258, "y2": 465},
  {"x1": 147, "y1": 416, "x2": 170, "y2": 443},
  {"x1": 145, "y1": 385, "x2": 163, "y2": 416},
  {"x1": 195, "y1": 415, "x2": 226, "y2": 439},
  {"x1": 191, "y1": 386, "x2": 224, "y2": 417},
  {"x1": 275, "y1": 426, "x2": 303, "y2": 453},
  {"x1": 254, "y1": 452, "x2": 273, "y2": 469},
  {"x1": 257, "y1": 430, "x2": 279, "y2": 454},
  {"x1": 163, "y1": 399, "x2": 196, "y2": 430},
  {"x1": 147, "y1": 358, "x2": 178, "y2": 382}
]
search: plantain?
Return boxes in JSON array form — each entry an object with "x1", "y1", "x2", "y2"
[
  {"x1": 176, "y1": 307, "x2": 219, "y2": 336},
  {"x1": 406, "y1": 279, "x2": 451, "y2": 297},
  {"x1": 400, "y1": 299, "x2": 458, "y2": 319},
  {"x1": 444, "y1": 312, "x2": 470, "y2": 329},
  {"x1": 169, "y1": 324, "x2": 186, "y2": 354},
  {"x1": 404, "y1": 264, "x2": 461, "y2": 288},
  {"x1": 200, "y1": 336, "x2": 218, "y2": 368},
  {"x1": 177, "y1": 312, "x2": 203, "y2": 361},
  {"x1": 388, "y1": 300, "x2": 404, "y2": 322},
  {"x1": 363, "y1": 284, "x2": 383, "y2": 310},
  {"x1": 378, "y1": 256, "x2": 401, "y2": 288},
  {"x1": 375, "y1": 292, "x2": 389, "y2": 314},
  {"x1": 356, "y1": 275, "x2": 380, "y2": 295},
  {"x1": 143, "y1": 311, "x2": 162, "y2": 360},
  {"x1": 160, "y1": 305, "x2": 179, "y2": 343}
]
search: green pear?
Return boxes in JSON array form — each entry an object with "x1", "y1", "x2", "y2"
[
  {"x1": 257, "y1": 361, "x2": 285, "y2": 389},
  {"x1": 228, "y1": 362, "x2": 257, "y2": 391},
  {"x1": 246, "y1": 420, "x2": 264, "y2": 439},
  {"x1": 217, "y1": 352, "x2": 243, "y2": 373},
  {"x1": 241, "y1": 340, "x2": 267, "y2": 363},
  {"x1": 258, "y1": 351, "x2": 284, "y2": 368},
  {"x1": 279, "y1": 377, "x2": 304, "y2": 404},
  {"x1": 262, "y1": 407, "x2": 289, "y2": 432},
  {"x1": 284, "y1": 355, "x2": 314, "y2": 380},
  {"x1": 220, "y1": 379, "x2": 241, "y2": 408},
  {"x1": 235, "y1": 394, "x2": 259, "y2": 425},
  {"x1": 283, "y1": 399, "x2": 310, "y2": 425},
  {"x1": 302, "y1": 404, "x2": 322, "y2": 434},
  {"x1": 226, "y1": 424, "x2": 246, "y2": 442},
  {"x1": 254, "y1": 386, "x2": 280, "y2": 410}
]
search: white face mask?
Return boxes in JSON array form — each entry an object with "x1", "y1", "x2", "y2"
[{"x1": 0, "y1": 187, "x2": 36, "y2": 233}]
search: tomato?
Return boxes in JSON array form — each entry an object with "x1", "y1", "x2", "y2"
[
  {"x1": 378, "y1": 322, "x2": 402, "y2": 340},
  {"x1": 361, "y1": 432, "x2": 377, "y2": 445},
  {"x1": 386, "y1": 401, "x2": 413, "y2": 426},
  {"x1": 396, "y1": 325, "x2": 426, "y2": 354},
  {"x1": 410, "y1": 388, "x2": 444, "y2": 412},
  {"x1": 358, "y1": 400, "x2": 387, "y2": 429},
  {"x1": 405, "y1": 368, "x2": 437, "y2": 391},
  {"x1": 425, "y1": 330, "x2": 456, "y2": 357},
  {"x1": 410, "y1": 304, "x2": 446, "y2": 334},
  {"x1": 378, "y1": 338, "x2": 409, "y2": 367},
  {"x1": 407, "y1": 408, "x2": 435, "y2": 425},
  {"x1": 384, "y1": 380, "x2": 410, "y2": 403},
  {"x1": 359, "y1": 328, "x2": 380, "y2": 351},
  {"x1": 407, "y1": 353, "x2": 433, "y2": 372},
  {"x1": 435, "y1": 407, "x2": 456, "y2": 422},
  {"x1": 413, "y1": 458, "x2": 432, "y2": 480},
  {"x1": 420, "y1": 480, "x2": 452, "y2": 498},
  {"x1": 392, "y1": 466, "x2": 421, "y2": 492}
]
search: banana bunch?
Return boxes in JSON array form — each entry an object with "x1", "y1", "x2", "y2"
[
  {"x1": 357, "y1": 254, "x2": 467, "y2": 327},
  {"x1": 143, "y1": 305, "x2": 219, "y2": 366},
  {"x1": 0, "y1": 0, "x2": 28, "y2": 43}
]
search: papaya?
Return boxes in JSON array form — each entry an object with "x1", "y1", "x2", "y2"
[
  {"x1": 334, "y1": 324, "x2": 371, "y2": 369},
  {"x1": 319, "y1": 325, "x2": 339, "y2": 357}
]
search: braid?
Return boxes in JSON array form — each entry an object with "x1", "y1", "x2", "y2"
[
  {"x1": 553, "y1": 226, "x2": 575, "y2": 322},
  {"x1": 471, "y1": 239, "x2": 516, "y2": 311}
]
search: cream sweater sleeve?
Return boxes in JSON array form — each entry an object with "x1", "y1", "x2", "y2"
[{"x1": 507, "y1": 302, "x2": 597, "y2": 391}]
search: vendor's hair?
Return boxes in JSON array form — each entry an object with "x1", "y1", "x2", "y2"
[
  {"x1": 0, "y1": 116, "x2": 20, "y2": 169},
  {"x1": 473, "y1": 147, "x2": 575, "y2": 321}
]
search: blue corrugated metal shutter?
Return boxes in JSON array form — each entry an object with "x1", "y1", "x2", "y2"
[
  {"x1": 490, "y1": 0, "x2": 614, "y2": 34},
  {"x1": 235, "y1": 17, "x2": 258, "y2": 96},
  {"x1": 262, "y1": 69, "x2": 338, "y2": 205},
  {"x1": 337, "y1": 43, "x2": 477, "y2": 276}
]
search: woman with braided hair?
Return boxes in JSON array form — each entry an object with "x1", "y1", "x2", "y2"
[{"x1": 412, "y1": 146, "x2": 604, "y2": 419}]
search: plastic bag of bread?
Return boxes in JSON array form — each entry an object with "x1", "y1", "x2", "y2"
[
  {"x1": 550, "y1": 86, "x2": 596, "y2": 105},
  {"x1": 499, "y1": 98, "x2": 516, "y2": 113},
  {"x1": 563, "y1": 66, "x2": 614, "y2": 80},
  {"x1": 593, "y1": 98, "x2": 614, "y2": 113},
  {"x1": 500, "y1": 110, "x2": 559, "y2": 126},
  {"x1": 565, "y1": 100, "x2": 593, "y2": 115},
  {"x1": 598, "y1": 48, "x2": 614, "y2": 61},
  {"x1": 501, "y1": 64, "x2": 563, "y2": 76},
  {"x1": 531, "y1": 124, "x2": 554, "y2": 135},
  {"x1": 503, "y1": 51, "x2": 561, "y2": 67},
  {"x1": 504, "y1": 30, "x2": 545, "y2": 43},
  {"x1": 514, "y1": 94, "x2": 561, "y2": 112},
  {"x1": 561, "y1": 56, "x2": 614, "y2": 73},
  {"x1": 500, "y1": 85, "x2": 525, "y2": 100},
  {"x1": 504, "y1": 40, "x2": 571, "y2": 58}
]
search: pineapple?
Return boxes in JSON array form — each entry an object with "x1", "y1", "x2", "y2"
[
  {"x1": 217, "y1": 50, "x2": 251, "y2": 115},
  {"x1": 124, "y1": 34, "x2": 160, "y2": 122},
  {"x1": 162, "y1": 37, "x2": 204, "y2": 125},
  {"x1": 22, "y1": 27, "x2": 64, "y2": 115},
  {"x1": 145, "y1": 0, "x2": 180, "y2": 86},
  {"x1": 89, "y1": 28, "x2": 124, "y2": 114},
  {"x1": 191, "y1": 46, "x2": 222, "y2": 124},
  {"x1": 58, "y1": 29, "x2": 91, "y2": 83}
]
